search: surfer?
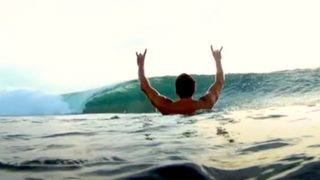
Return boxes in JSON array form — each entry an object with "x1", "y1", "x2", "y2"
[{"x1": 136, "y1": 45, "x2": 224, "y2": 115}]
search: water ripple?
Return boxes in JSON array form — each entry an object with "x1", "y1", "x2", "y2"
[{"x1": 41, "y1": 132, "x2": 95, "y2": 138}]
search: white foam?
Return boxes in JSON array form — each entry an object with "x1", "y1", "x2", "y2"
[{"x1": 0, "y1": 89, "x2": 73, "y2": 116}]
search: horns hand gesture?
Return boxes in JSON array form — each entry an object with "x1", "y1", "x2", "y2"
[
  {"x1": 136, "y1": 49, "x2": 147, "y2": 68},
  {"x1": 211, "y1": 45, "x2": 223, "y2": 61}
]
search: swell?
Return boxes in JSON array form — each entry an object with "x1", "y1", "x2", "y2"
[
  {"x1": 117, "y1": 158, "x2": 320, "y2": 180},
  {"x1": 1, "y1": 156, "x2": 319, "y2": 180},
  {"x1": 0, "y1": 156, "x2": 126, "y2": 172},
  {"x1": 1, "y1": 68, "x2": 319, "y2": 117},
  {"x1": 78, "y1": 67, "x2": 320, "y2": 113}
]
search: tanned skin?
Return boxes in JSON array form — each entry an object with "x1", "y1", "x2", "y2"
[{"x1": 136, "y1": 45, "x2": 225, "y2": 115}]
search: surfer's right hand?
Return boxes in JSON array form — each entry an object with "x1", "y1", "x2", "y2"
[
  {"x1": 211, "y1": 45, "x2": 223, "y2": 61},
  {"x1": 136, "y1": 49, "x2": 147, "y2": 68}
]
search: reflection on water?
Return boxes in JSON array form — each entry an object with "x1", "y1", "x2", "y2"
[
  {"x1": 0, "y1": 105, "x2": 320, "y2": 179},
  {"x1": 192, "y1": 106, "x2": 320, "y2": 174}
]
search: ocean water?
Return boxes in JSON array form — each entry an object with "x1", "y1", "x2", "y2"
[{"x1": 0, "y1": 68, "x2": 320, "y2": 179}]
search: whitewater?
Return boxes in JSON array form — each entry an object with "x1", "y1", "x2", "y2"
[
  {"x1": 1, "y1": 68, "x2": 320, "y2": 116},
  {"x1": 1, "y1": 67, "x2": 320, "y2": 179}
]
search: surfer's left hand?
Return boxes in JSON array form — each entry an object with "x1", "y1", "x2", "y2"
[{"x1": 136, "y1": 49, "x2": 147, "y2": 68}]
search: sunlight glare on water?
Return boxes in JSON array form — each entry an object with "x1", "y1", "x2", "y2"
[{"x1": 1, "y1": 104, "x2": 320, "y2": 179}]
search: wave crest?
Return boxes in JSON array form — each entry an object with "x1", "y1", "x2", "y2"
[
  {"x1": 1, "y1": 68, "x2": 319, "y2": 116},
  {"x1": 82, "y1": 68, "x2": 320, "y2": 113}
]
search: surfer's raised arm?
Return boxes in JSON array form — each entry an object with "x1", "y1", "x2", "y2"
[
  {"x1": 136, "y1": 49, "x2": 173, "y2": 114},
  {"x1": 199, "y1": 46, "x2": 225, "y2": 109}
]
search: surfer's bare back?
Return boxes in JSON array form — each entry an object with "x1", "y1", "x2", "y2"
[{"x1": 136, "y1": 45, "x2": 225, "y2": 115}]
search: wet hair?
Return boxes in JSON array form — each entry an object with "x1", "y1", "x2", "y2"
[{"x1": 175, "y1": 73, "x2": 196, "y2": 98}]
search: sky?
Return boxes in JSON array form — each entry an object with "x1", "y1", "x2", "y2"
[{"x1": 0, "y1": 0, "x2": 319, "y2": 94}]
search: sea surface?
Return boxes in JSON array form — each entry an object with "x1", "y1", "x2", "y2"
[{"x1": 0, "y1": 68, "x2": 320, "y2": 179}]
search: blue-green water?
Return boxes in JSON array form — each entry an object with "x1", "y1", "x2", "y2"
[
  {"x1": 70, "y1": 67, "x2": 320, "y2": 114},
  {"x1": 1, "y1": 67, "x2": 319, "y2": 116},
  {"x1": 0, "y1": 67, "x2": 320, "y2": 179}
]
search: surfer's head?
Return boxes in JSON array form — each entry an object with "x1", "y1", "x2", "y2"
[{"x1": 175, "y1": 73, "x2": 196, "y2": 99}]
